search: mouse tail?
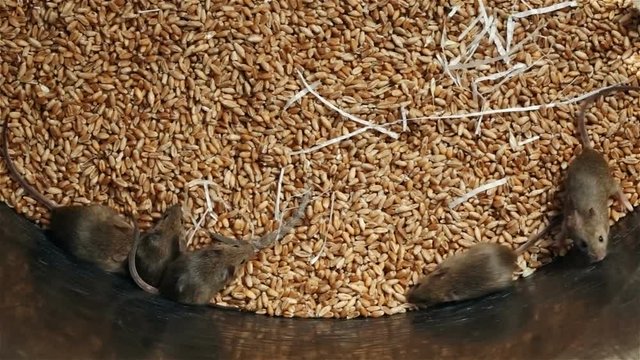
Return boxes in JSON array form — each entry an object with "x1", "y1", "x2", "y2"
[
  {"x1": 576, "y1": 99, "x2": 592, "y2": 149},
  {"x1": 253, "y1": 187, "x2": 312, "y2": 250},
  {"x1": 578, "y1": 84, "x2": 640, "y2": 149},
  {"x1": 128, "y1": 218, "x2": 160, "y2": 295},
  {"x1": 3, "y1": 119, "x2": 57, "y2": 211},
  {"x1": 515, "y1": 215, "x2": 563, "y2": 255}
]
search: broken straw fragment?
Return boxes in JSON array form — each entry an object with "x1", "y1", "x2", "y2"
[
  {"x1": 484, "y1": 58, "x2": 546, "y2": 95},
  {"x1": 508, "y1": 130, "x2": 519, "y2": 150},
  {"x1": 296, "y1": 70, "x2": 399, "y2": 139},
  {"x1": 310, "y1": 192, "x2": 335, "y2": 265},
  {"x1": 509, "y1": 131, "x2": 541, "y2": 150},
  {"x1": 449, "y1": 177, "x2": 509, "y2": 209},
  {"x1": 274, "y1": 167, "x2": 286, "y2": 221},
  {"x1": 448, "y1": 5, "x2": 460, "y2": 17},
  {"x1": 393, "y1": 82, "x2": 628, "y2": 125},
  {"x1": 294, "y1": 82, "x2": 625, "y2": 157},
  {"x1": 463, "y1": 15, "x2": 494, "y2": 63},
  {"x1": 284, "y1": 81, "x2": 320, "y2": 110},
  {"x1": 184, "y1": 179, "x2": 228, "y2": 246},
  {"x1": 518, "y1": 135, "x2": 540, "y2": 147},
  {"x1": 506, "y1": 1, "x2": 578, "y2": 52},
  {"x1": 290, "y1": 126, "x2": 370, "y2": 156},
  {"x1": 449, "y1": 22, "x2": 543, "y2": 70},
  {"x1": 186, "y1": 210, "x2": 209, "y2": 247},
  {"x1": 474, "y1": 63, "x2": 527, "y2": 85},
  {"x1": 512, "y1": 1, "x2": 578, "y2": 20},
  {"x1": 457, "y1": 16, "x2": 480, "y2": 42},
  {"x1": 478, "y1": 0, "x2": 489, "y2": 24},
  {"x1": 401, "y1": 106, "x2": 408, "y2": 132},
  {"x1": 138, "y1": 8, "x2": 161, "y2": 14},
  {"x1": 488, "y1": 20, "x2": 507, "y2": 58},
  {"x1": 437, "y1": 54, "x2": 459, "y2": 86},
  {"x1": 475, "y1": 0, "x2": 507, "y2": 59},
  {"x1": 438, "y1": 26, "x2": 460, "y2": 86}
]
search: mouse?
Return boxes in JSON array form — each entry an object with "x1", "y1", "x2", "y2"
[
  {"x1": 128, "y1": 204, "x2": 185, "y2": 293},
  {"x1": 620, "y1": 1, "x2": 640, "y2": 27},
  {"x1": 131, "y1": 189, "x2": 312, "y2": 305},
  {"x1": 3, "y1": 120, "x2": 135, "y2": 273},
  {"x1": 406, "y1": 217, "x2": 559, "y2": 308},
  {"x1": 558, "y1": 85, "x2": 639, "y2": 263}
]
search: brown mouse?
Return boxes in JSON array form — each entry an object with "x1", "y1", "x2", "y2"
[
  {"x1": 407, "y1": 218, "x2": 559, "y2": 308},
  {"x1": 133, "y1": 190, "x2": 312, "y2": 305},
  {"x1": 128, "y1": 204, "x2": 185, "y2": 293},
  {"x1": 558, "y1": 85, "x2": 639, "y2": 263},
  {"x1": 620, "y1": 1, "x2": 640, "y2": 27},
  {"x1": 3, "y1": 120, "x2": 134, "y2": 273}
]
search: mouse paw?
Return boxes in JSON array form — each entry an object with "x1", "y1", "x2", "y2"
[
  {"x1": 616, "y1": 188, "x2": 634, "y2": 212},
  {"x1": 549, "y1": 241, "x2": 570, "y2": 256},
  {"x1": 622, "y1": 198, "x2": 634, "y2": 213}
]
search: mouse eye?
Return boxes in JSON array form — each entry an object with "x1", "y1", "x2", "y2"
[{"x1": 598, "y1": 236, "x2": 604, "y2": 243}]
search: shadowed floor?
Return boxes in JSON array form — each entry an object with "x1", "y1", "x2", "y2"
[{"x1": 0, "y1": 201, "x2": 639, "y2": 360}]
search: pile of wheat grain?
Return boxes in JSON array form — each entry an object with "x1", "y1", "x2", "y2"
[{"x1": 0, "y1": 0, "x2": 639, "y2": 318}]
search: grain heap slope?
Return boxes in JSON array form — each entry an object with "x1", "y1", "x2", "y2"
[{"x1": 1, "y1": 0, "x2": 639, "y2": 318}]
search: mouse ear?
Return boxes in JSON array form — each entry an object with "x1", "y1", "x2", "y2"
[
  {"x1": 177, "y1": 280, "x2": 187, "y2": 295},
  {"x1": 566, "y1": 210, "x2": 579, "y2": 228},
  {"x1": 113, "y1": 217, "x2": 134, "y2": 232},
  {"x1": 178, "y1": 234, "x2": 188, "y2": 253},
  {"x1": 430, "y1": 267, "x2": 447, "y2": 278},
  {"x1": 143, "y1": 232, "x2": 160, "y2": 243},
  {"x1": 574, "y1": 210, "x2": 585, "y2": 227},
  {"x1": 210, "y1": 232, "x2": 243, "y2": 246},
  {"x1": 112, "y1": 253, "x2": 128, "y2": 263},
  {"x1": 223, "y1": 265, "x2": 236, "y2": 281}
]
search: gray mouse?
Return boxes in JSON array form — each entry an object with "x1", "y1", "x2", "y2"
[
  {"x1": 132, "y1": 190, "x2": 312, "y2": 305},
  {"x1": 128, "y1": 204, "x2": 185, "y2": 292},
  {"x1": 558, "y1": 85, "x2": 639, "y2": 262},
  {"x1": 3, "y1": 120, "x2": 134, "y2": 273},
  {"x1": 406, "y1": 218, "x2": 559, "y2": 308}
]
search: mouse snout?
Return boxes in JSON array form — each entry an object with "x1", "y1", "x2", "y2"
[
  {"x1": 589, "y1": 249, "x2": 607, "y2": 263},
  {"x1": 587, "y1": 240, "x2": 607, "y2": 262},
  {"x1": 166, "y1": 204, "x2": 183, "y2": 217},
  {"x1": 576, "y1": 238, "x2": 606, "y2": 262},
  {"x1": 587, "y1": 230, "x2": 609, "y2": 263},
  {"x1": 161, "y1": 205, "x2": 184, "y2": 227}
]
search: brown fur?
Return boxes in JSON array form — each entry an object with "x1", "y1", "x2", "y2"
[
  {"x1": 559, "y1": 85, "x2": 639, "y2": 262},
  {"x1": 407, "y1": 221, "x2": 557, "y2": 307},
  {"x1": 3, "y1": 120, "x2": 134, "y2": 273},
  {"x1": 140, "y1": 190, "x2": 311, "y2": 304},
  {"x1": 407, "y1": 243, "x2": 517, "y2": 306},
  {"x1": 128, "y1": 204, "x2": 185, "y2": 293}
]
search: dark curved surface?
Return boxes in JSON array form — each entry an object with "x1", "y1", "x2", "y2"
[{"x1": 0, "y1": 202, "x2": 639, "y2": 360}]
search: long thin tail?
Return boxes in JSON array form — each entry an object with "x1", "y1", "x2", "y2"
[
  {"x1": 515, "y1": 216, "x2": 563, "y2": 255},
  {"x1": 577, "y1": 85, "x2": 640, "y2": 149},
  {"x1": 254, "y1": 188, "x2": 312, "y2": 250},
  {"x1": 3, "y1": 120, "x2": 56, "y2": 210},
  {"x1": 128, "y1": 218, "x2": 160, "y2": 295}
]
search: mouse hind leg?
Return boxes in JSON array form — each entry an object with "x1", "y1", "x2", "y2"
[
  {"x1": 555, "y1": 200, "x2": 573, "y2": 249},
  {"x1": 209, "y1": 232, "x2": 244, "y2": 246},
  {"x1": 617, "y1": 188, "x2": 633, "y2": 212},
  {"x1": 609, "y1": 179, "x2": 633, "y2": 212}
]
